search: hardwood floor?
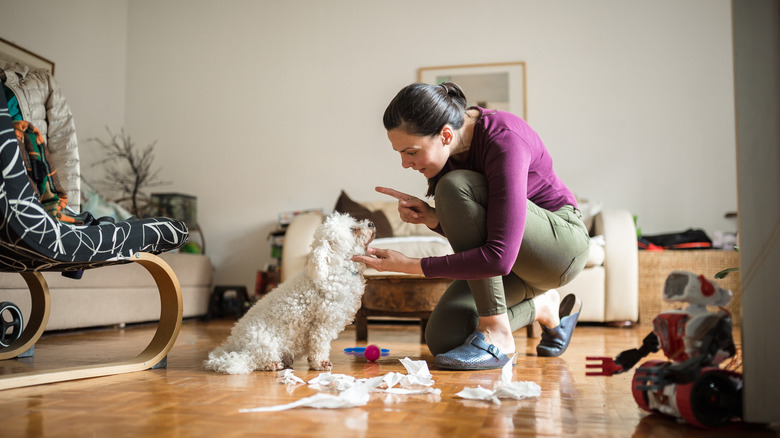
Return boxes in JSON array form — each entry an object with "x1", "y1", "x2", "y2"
[{"x1": 1, "y1": 319, "x2": 777, "y2": 437}]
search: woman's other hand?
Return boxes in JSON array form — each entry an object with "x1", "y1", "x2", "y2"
[{"x1": 351, "y1": 247, "x2": 423, "y2": 275}]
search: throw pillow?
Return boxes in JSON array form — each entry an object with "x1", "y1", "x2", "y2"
[{"x1": 333, "y1": 190, "x2": 393, "y2": 238}]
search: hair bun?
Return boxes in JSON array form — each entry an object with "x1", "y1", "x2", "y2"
[
  {"x1": 439, "y1": 82, "x2": 454, "y2": 97},
  {"x1": 438, "y1": 81, "x2": 467, "y2": 107}
]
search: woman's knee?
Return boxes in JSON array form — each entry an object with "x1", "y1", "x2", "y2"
[
  {"x1": 434, "y1": 171, "x2": 489, "y2": 246},
  {"x1": 434, "y1": 170, "x2": 487, "y2": 205}
]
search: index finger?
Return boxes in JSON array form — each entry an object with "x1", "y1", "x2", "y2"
[{"x1": 375, "y1": 186, "x2": 413, "y2": 201}]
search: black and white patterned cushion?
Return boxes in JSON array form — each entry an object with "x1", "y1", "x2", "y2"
[{"x1": 0, "y1": 91, "x2": 188, "y2": 272}]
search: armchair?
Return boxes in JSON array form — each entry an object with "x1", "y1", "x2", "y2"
[{"x1": 0, "y1": 91, "x2": 187, "y2": 389}]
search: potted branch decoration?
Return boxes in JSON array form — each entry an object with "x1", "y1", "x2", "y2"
[{"x1": 89, "y1": 128, "x2": 168, "y2": 217}]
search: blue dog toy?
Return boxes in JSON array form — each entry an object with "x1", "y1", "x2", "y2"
[{"x1": 344, "y1": 346, "x2": 389, "y2": 360}]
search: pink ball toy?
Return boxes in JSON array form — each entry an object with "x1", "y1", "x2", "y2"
[{"x1": 364, "y1": 344, "x2": 381, "y2": 362}]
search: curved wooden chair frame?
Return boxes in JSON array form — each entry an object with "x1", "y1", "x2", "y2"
[{"x1": 0, "y1": 252, "x2": 183, "y2": 390}]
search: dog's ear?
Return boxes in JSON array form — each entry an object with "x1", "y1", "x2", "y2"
[{"x1": 308, "y1": 239, "x2": 332, "y2": 283}]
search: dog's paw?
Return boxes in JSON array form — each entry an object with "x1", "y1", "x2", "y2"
[
  {"x1": 262, "y1": 361, "x2": 285, "y2": 371},
  {"x1": 311, "y1": 359, "x2": 332, "y2": 371}
]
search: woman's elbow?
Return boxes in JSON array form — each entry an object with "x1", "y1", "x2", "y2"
[{"x1": 492, "y1": 259, "x2": 515, "y2": 277}]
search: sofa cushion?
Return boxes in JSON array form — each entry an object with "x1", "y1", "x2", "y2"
[
  {"x1": 370, "y1": 236, "x2": 452, "y2": 258},
  {"x1": 360, "y1": 200, "x2": 442, "y2": 238},
  {"x1": 334, "y1": 191, "x2": 393, "y2": 238},
  {"x1": 364, "y1": 235, "x2": 453, "y2": 277},
  {"x1": 586, "y1": 235, "x2": 606, "y2": 268},
  {"x1": 559, "y1": 266, "x2": 606, "y2": 322},
  {"x1": 575, "y1": 198, "x2": 603, "y2": 233}
]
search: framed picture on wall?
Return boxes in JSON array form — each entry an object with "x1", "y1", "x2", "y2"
[
  {"x1": 0, "y1": 36, "x2": 55, "y2": 75},
  {"x1": 418, "y1": 62, "x2": 526, "y2": 120}
]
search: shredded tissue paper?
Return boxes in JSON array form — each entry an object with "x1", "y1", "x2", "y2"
[
  {"x1": 240, "y1": 356, "x2": 540, "y2": 412},
  {"x1": 454, "y1": 358, "x2": 542, "y2": 405}
]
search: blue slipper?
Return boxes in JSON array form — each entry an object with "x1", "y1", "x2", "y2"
[
  {"x1": 434, "y1": 331, "x2": 514, "y2": 370},
  {"x1": 536, "y1": 294, "x2": 582, "y2": 357}
]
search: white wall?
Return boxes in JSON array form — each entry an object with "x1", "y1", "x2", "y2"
[
  {"x1": 0, "y1": 1, "x2": 127, "y2": 159},
  {"x1": 1, "y1": 0, "x2": 737, "y2": 292}
]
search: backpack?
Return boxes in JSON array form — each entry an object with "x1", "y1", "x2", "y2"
[
  {"x1": 12, "y1": 120, "x2": 93, "y2": 225},
  {"x1": 638, "y1": 228, "x2": 713, "y2": 250}
]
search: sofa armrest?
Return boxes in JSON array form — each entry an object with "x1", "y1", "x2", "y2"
[
  {"x1": 280, "y1": 212, "x2": 323, "y2": 282},
  {"x1": 593, "y1": 208, "x2": 639, "y2": 322}
]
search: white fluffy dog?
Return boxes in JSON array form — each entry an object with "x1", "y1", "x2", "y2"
[{"x1": 203, "y1": 213, "x2": 375, "y2": 374}]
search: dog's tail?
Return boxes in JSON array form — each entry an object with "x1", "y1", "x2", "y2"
[{"x1": 203, "y1": 348, "x2": 257, "y2": 375}]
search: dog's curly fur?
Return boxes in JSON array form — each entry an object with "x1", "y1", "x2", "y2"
[{"x1": 203, "y1": 213, "x2": 375, "y2": 374}]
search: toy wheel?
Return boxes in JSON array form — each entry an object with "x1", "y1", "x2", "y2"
[
  {"x1": 0, "y1": 301, "x2": 24, "y2": 348},
  {"x1": 677, "y1": 369, "x2": 740, "y2": 428},
  {"x1": 632, "y1": 359, "x2": 667, "y2": 412}
]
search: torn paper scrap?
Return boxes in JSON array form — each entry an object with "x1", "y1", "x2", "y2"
[
  {"x1": 382, "y1": 371, "x2": 434, "y2": 390},
  {"x1": 308, "y1": 372, "x2": 358, "y2": 391},
  {"x1": 455, "y1": 358, "x2": 541, "y2": 405},
  {"x1": 501, "y1": 356, "x2": 513, "y2": 382},
  {"x1": 277, "y1": 369, "x2": 305, "y2": 385},
  {"x1": 493, "y1": 381, "x2": 542, "y2": 400},
  {"x1": 245, "y1": 358, "x2": 441, "y2": 412},
  {"x1": 382, "y1": 372, "x2": 404, "y2": 389},
  {"x1": 383, "y1": 387, "x2": 442, "y2": 395},
  {"x1": 456, "y1": 386, "x2": 500, "y2": 404},
  {"x1": 456, "y1": 381, "x2": 541, "y2": 405},
  {"x1": 362, "y1": 375, "x2": 387, "y2": 390},
  {"x1": 400, "y1": 357, "x2": 432, "y2": 378},
  {"x1": 400, "y1": 373, "x2": 434, "y2": 388},
  {"x1": 241, "y1": 385, "x2": 371, "y2": 412}
]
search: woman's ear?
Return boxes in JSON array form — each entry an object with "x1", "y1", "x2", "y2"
[{"x1": 440, "y1": 125, "x2": 454, "y2": 147}]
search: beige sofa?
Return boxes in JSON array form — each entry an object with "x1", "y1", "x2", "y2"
[
  {"x1": 281, "y1": 199, "x2": 638, "y2": 325},
  {"x1": 0, "y1": 252, "x2": 212, "y2": 332}
]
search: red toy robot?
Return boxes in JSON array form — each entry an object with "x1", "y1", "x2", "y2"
[{"x1": 587, "y1": 270, "x2": 743, "y2": 429}]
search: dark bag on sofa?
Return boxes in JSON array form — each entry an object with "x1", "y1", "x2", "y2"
[{"x1": 638, "y1": 228, "x2": 712, "y2": 250}]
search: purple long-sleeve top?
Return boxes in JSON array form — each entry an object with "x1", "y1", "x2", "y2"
[{"x1": 420, "y1": 107, "x2": 577, "y2": 280}]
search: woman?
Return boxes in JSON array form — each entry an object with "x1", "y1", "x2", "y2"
[{"x1": 353, "y1": 82, "x2": 590, "y2": 370}]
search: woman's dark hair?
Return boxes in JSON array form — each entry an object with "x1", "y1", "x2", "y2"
[
  {"x1": 383, "y1": 82, "x2": 468, "y2": 136},
  {"x1": 383, "y1": 82, "x2": 469, "y2": 197}
]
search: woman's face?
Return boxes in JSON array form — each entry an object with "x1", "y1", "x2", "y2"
[{"x1": 387, "y1": 128, "x2": 450, "y2": 179}]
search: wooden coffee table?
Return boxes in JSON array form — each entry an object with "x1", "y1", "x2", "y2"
[
  {"x1": 355, "y1": 274, "x2": 451, "y2": 343},
  {"x1": 355, "y1": 274, "x2": 542, "y2": 343}
]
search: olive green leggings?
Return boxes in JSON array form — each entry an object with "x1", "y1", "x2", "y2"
[{"x1": 424, "y1": 170, "x2": 590, "y2": 355}]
